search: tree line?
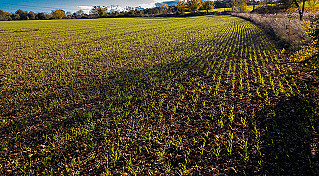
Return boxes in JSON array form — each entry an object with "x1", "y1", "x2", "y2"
[
  {"x1": 0, "y1": 0, "x2": 312, "y2": 21},
  {"x1": 0, "y1": 0, "x2": 218, "y2": 21},
  {"x1": 0, "y1": 9, "x2": 91, "y2": 21}
]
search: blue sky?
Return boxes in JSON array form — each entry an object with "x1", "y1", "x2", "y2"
[{"x1": 0, "y1": 0, "x2": 166, "y2": 13}]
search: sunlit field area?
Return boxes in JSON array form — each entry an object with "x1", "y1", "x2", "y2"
[{"x1": 0, "y1": 16, "x2": 318, "y2": 175}]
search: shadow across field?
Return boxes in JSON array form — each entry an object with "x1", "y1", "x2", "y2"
[
  {"x1": 257, "y1": 96, "x2": 319, "y2": 175},
  {"x1": 0, "y1": 41, "x2": 224, "y2": 174}
]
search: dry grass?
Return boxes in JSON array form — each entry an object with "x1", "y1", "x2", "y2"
[{"x1": 232, "y1": 13, "x2": 311, "y2": 50}]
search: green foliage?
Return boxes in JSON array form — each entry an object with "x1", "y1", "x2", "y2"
[
  {"x1": 232, "y1": 0, "x2": 248, "y2": 12},
  {"x1": 36, "y1": 13, "x2": 50, "y2": 20},
  {"x1": 91, "y1": 6, "x2": 108, "y2": 17},
  {"x1": 10, "y1": 13, "x2": 20, "y2": 20},
  {"x1": 177, "y1": 0, "x2": 187, "y2": 13},
  {"x1": 186, "y1": 0, "x2": 202, "y2": 13},
  {"x1": 15, "y1": 9, "x2": 29, "y2": 20},
  {"x1": 201, "y1": 0, "x2": 215, "y2": 13},
  {"x1": 28, "y1": 11, "x2": 36, "y2": 20},
  {"x1": 0, "y1": 10, "x2": 11, "y2": 21},
  {"x1": 308, "y1": 0, "x2": 319, "y2": 7}
]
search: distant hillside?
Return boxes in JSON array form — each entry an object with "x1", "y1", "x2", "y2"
[
  {"x1": 155, "y1": 0, "x2": 179, "y2": 7},
  {"x1": 155, "y1": 0, "x2": 208, "y2": 7}
]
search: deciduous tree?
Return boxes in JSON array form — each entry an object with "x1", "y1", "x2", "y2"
[
  {"x1": 201, "y1": 0, "x2": 215, "y2": 13},
  {"x1": 91, "y1": 6, "x2": 108, "y2": 17},
  {"x1": 51, "y1": 9, "x2": 66, "y2": 19},
  {"x1": 308, "y1": 0, "x2": 319, "y2": 7},
  {"x1": 0, "y1": 10, "x2": 6, "y2": 21},
  {"x1": 161, "y1": 4, "x2": 169, "y2": 14},
  {"x1": 15, "y1": 9, "x2": 28, "y2": 20},
  {"x1": 292, "y1": 0, "x2": 306, "y2": 20},
  {"x1": 36, "y1": 13, "x2": 50, "y2": 20},
  {"x1": 278, "y1": 0, "x2": 306, "y2": 20},
  {"x1": 232, "y1": 0, "x2": 247, "y2": 12},
  {"x1": 66, "y1": 12, "x2": 72, "y2": 19},
  {"x1": 28, "y1": 11, "x2": 35, "y2": 20},
  {"x1": 76, "y1": 10, "x2": 84, "y2": 16},
  {"x1": 11, "y1": 13, "x2": 20, "y2": 20},
  {"x1": 186, "y1": 0, "x2": 202, "y2": 13},
  {"x1": 177, "y1": 0, "x2": 187, "y2": 14}
]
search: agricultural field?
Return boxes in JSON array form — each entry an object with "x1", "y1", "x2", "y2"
[
  {"x1": 211, "y1": 5, "x2": 262, "y2": 12},
  {"x1": 0, "y1": 16, "x2": 318, "y2": 175},
  {"x1": 211, "y1": 8, "x2": 232, "y2": 12}
]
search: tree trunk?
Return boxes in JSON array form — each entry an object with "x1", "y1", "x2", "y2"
[
  {"x1": 301, "y1": 0, "x2": 305, "y2": 20},
  {"x1": 293, "y1": 0, "x2": 306, "y2": 20}
]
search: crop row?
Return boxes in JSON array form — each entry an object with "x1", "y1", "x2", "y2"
[{"x1": 0, "y1": 16, "x2": 318, "y2": 175}]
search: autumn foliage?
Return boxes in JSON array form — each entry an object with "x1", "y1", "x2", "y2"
[{"x1": 51, "y1": 9, "x2": 66, "y2": 19}]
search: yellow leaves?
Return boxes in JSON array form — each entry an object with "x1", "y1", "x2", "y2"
[
  {"x1": 202, "y1": 1, "x2": 215, "y2": 12},
  {"x1": 281, "y1": 48, "x2": 286, "y2": 54},
  {"x1": 286, "y1": 7, "x2": 319, "y2": 13},
  {"x1": 177, "y1": 0, "x2": 187, "y2": 11},
  {"x1": 51, "y1": 9, "x2": 66, "y2": 19},
  {"x1": 186, "y1": 0, "x2": 202, "y2": 13},
  {"x1": 302, "y1": 21, "x2": 311, "y2": 33},
  {"x1": 291, "y1": 45, "x2": 316, "y2": 65}
]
